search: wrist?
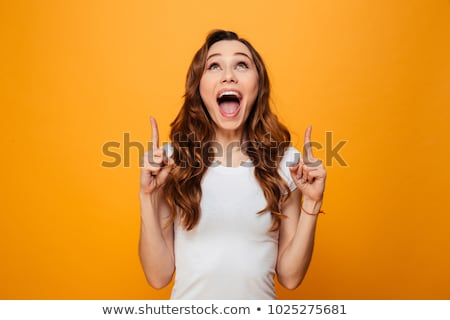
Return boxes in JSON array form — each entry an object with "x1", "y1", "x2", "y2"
[
  {"x1": 139, "y1": 185, "x2": 163, "y2": 197},
  {"x1": 301, "y1": 199, "x2": 324, "y2": 216},
  {"x1": 139, "y1": 189, "x2": 163, "y2": 207}
]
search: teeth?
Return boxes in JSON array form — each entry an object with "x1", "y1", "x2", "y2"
[{"x1": 219, "y1": 91, "x2": 240, "y2": 98}]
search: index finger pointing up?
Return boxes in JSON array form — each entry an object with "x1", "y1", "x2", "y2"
[
  {"x1": 150, "y1": 116, "x2": 159, "y2": 149},
  {"x1": 303, "y1": 125, "x2": 314, "y2": 162}
]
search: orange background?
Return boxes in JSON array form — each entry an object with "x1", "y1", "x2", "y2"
[{"x1": 1, "y1": 0, "x2": 449, "y2": 299}]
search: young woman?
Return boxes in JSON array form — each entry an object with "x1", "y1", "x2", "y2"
[{"x1": 139, "y1": 30, "x2": 326, "y2": 299}]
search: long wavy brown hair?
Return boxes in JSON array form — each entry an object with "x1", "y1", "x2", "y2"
[{"x1": 163, "y1": 30, "x2": 292, "y2": 231}]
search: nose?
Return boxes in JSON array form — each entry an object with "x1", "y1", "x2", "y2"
[{"x1": 221, "y1": 66, "x2": 237, "y2": 83}]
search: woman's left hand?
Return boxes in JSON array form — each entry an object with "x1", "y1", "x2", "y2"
[{"x1": 289, "y1": 126, "x2": 327, "y2": 202}]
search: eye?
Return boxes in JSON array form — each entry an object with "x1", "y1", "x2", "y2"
[
  {"x1": 207, "y1": 63, "x2": 220, "y2": 71},
  {"x1": 236, "y1": 61, "x2": 249, "y2": 70}
]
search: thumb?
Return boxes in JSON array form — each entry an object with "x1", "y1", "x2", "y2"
[
  {"x1": 289, "y1": 163, "x2": 299, "y2": 174},
  {"x1": 289, "y1": 163, "x2": 300, "y2": 182},
  {"x1": 157, "y1": 158, "x2": 174, "y2": 183}
]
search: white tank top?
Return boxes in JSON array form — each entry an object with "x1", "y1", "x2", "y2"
[{"x1": 169, "y1": 146, "x2": 299, "y2": 299}]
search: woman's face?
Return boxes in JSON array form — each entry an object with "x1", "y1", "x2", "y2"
[{"x1": 199, "y1": 40, "x2": 259, "y2": 140}]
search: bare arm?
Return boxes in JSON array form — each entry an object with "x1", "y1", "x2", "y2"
[
  {"x1": 276, "y1": 190, "x2": 321, "y2": 289},
  {"x1": 138, "y1": 117, "x2": 175, "y2": 289},
  {"x1": 276, "y1": 126, "x2": 326, "y2": 289}
]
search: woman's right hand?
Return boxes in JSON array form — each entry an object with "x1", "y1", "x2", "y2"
[{"x1": 140, "y1": 117, "x2": 173, "y2": 196}]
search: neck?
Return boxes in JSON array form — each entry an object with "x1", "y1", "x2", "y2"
[
  {"x1": 214, "y1": 128, "x2": 243, "y2": 146},
  {"x1": 213, "y1": 129, "x2": 248, "y2": 167}
]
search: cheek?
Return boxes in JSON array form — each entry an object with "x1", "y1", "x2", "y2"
[
  {"x1": 247, "y1": 76, "x2": 259, "y2": 103},
  {"x1": 199, "y1": 79, "x2": 216, "y2": 117},
  {"x1": 199, "y1": 77, "x2": 214, "y2": 102},
  {"x1": 199, "y1": 79, "x2": 206, "y2": 101}
]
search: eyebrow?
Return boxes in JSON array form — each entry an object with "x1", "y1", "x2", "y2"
[{"x1": 206, "y1": 52, "x2": 253, "y2": 61}]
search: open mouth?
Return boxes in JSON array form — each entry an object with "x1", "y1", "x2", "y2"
[{"x1": 217, "y1": 90, "x2": 242, "y2": 117}]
